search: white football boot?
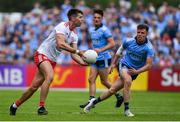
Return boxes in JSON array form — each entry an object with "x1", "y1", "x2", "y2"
[
  {"x1": 83, "y1": 98, "x2": 96, "y2": 113},
  {"x1": 124, "y1": 109, "x2": 135, "y2": 117}
]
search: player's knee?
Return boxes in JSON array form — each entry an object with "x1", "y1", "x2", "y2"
[
  {"x1": 88, "y1": 78, "x2": 95, "y2": 84},
  {"x1": 124, "y1": 80, "x2": 132, "y2": 88},
  {"x1": 109, "y1": 87, "x2": 116, "y2": 94},
  {"x1": 45, "y1": 74, "x2": 54, "y2": 83}
]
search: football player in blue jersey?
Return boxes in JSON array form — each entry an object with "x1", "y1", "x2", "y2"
[
  {"x1": 83, "y1": 24, "x2": 154, "y2": 117},
  {"x1": 80, "y1": 9, "x2": 123, "y2": 108}
]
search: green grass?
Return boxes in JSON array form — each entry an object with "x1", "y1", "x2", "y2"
[{"x1": 0, "y1": 89, "x2": 180, "y2": 121}]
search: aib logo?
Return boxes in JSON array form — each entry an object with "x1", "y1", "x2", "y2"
[{"x1": 0, "y1": 68, "x2": 23, "y2": 86}]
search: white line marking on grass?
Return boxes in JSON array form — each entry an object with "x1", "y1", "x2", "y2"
[
  {"x1": 136, "y1": 111, "x2": 180, "y2": 115},
  {"x1": 0, "y1": 87, "x2": 108, "y2": 92},
  {"x1": 2, "y1": 111, "x2": 179, "y2": 116}
]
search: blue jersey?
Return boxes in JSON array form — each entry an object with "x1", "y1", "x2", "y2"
[
  {"x1": 121, "y1": 37, "x2": 154, "y2": 69},
  {"x1": 89, "y1": 25, "x2": 112, "y2": 60}
]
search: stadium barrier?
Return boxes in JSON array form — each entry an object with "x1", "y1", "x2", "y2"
[
  {"x1": 148, "y1": 68, "x2": 180, "y2": 91},
  {"x1": 0, "y1": 64, "x2": 179, "y2": 91}
]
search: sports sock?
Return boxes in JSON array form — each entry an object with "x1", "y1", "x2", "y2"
[
  {"x1": 14, "y1": 100, "x2": 21, "y2": 107},
  {"x1": 89, "y1": 96, "x2": 95, "y2": 100},
  {"x1": 93, "y1": 97, "x2": 101, "y2": 105},
  {"x1": 12, "y1": 103, "x2": 17, "y2": 108},
  {"x1": 39, "y1": 101, "x2": 45, "y2": 107},
  {"x1": 124, "y1": 102, "x2": 129, "y2": 110}
]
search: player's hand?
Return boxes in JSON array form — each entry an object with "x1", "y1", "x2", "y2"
[
  {"x1": 94, "y1": 48, "x2": 101, "y2": 53},
  {"x1": 128, "y1": 68, "x2": 138, "y2": 75},
  {"x1": 77, "y1": 50, "x2": 90, "y2": 66},
  {"x1": 77, "y1": 50, "x2": 85, "y2": 58},
  {"x1": 80, "y1": 61, "x2": 89, "y2": 66}
]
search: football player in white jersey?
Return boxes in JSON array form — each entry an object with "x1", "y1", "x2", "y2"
[{"x1": 10, "y1": 9, "x2": 87, "y2": 116}]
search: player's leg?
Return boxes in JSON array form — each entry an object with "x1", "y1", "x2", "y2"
[
  {"x1": 89, "y1": 67, "x2": 98, "y2": 98},
  {"x1": 79, "y1": 67, "x2": 98, "y2": 108},
  {"x1": 120, "y1": 68, "x2": 134, "y2": 117},
  {"x1": 10, "y1": 69, "x2": 45, "y2": 115},
  {"x1": 83, "y1": 77, "x2": 124, "y2": 113},
  {"x1": 37, "y1": 61, "x2": 54, "y2": 115},
  {"x1": 98, "y1": 68, "x2": 124, "y2": 108},
  {"x1": 97, "y1": 77, "x2": 124, "y2": 102},
  {"x1": 98, "y1": 68, "x2": 111, "y2": 88}
]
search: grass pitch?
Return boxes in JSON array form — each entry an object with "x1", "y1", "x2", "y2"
[{"x1": 0, "y1": 89, "x2": 180, "y2": 121}]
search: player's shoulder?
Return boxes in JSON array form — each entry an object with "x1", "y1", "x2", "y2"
[
  {"x1": 101, "y1": 25, "x2": 110, "y2": 31},
  {"x1": 127, "y1": 37, "x2": 135, "y2": 41},
  {"x1": 146, "y1": 39, "x2": 154, "y2": 49},
  {"x1": 55, "y1": 22, "x2": 68, "y2": 28},
  {"x1": 56, "y1": 22, "x2": 64, "y2": 26},
  {"x1": 124, "y1": 37, "x2": 135, "y2": 43}
]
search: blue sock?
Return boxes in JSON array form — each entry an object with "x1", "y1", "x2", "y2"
[{"x1": 124, "y1": 102, "x2": 129, "y2": 110}]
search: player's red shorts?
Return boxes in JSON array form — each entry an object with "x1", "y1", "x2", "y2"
[{"x1": 34, "y1": 51, "x2": 56, "y2": 69}]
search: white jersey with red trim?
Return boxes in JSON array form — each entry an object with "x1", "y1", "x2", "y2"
[{"x1": 37, "y1": 22, "x2": 78, "y2": 62}]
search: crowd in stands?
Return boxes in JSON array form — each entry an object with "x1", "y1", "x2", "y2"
[{"x1": 0, "y1": 0, "x2": 179, "y2": 67}]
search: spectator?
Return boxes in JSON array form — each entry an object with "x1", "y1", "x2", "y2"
[{"x1": 0, "y1": 1, "x2": 179, "y2": 67}]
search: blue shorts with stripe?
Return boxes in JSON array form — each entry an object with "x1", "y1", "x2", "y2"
[
  {"x1": 91, "y1": 59, "x2": 111, "y2": 69},
  {"x1": 117, "y1": 62, "x2": 138, "y2": 80}
]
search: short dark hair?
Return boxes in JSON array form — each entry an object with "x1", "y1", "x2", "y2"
[
  {"x1": 93, "y1": 9, "x2": 103, "y2": 17},
  {"x1": 67, "y1": 9, "x2": 83, "y2": 20},
  {"x1": 137, "y1": 24, "x2": 149, "y2": 32}
]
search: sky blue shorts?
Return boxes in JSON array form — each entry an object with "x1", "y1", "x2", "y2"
[
  {"x1": 117, "y1": 62, "x2": 138, "y2": 80},
  {"x1": 91, "y1": 58, "x2": 111, "y2": 69}
]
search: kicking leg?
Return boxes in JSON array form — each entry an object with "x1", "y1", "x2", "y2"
[
  {"x1": 99, "y1": 68, "x2": 123, "y2": 108},
  {"x1": 99, "y1": 77, "x2": 124, "y2": 101},
  {"x1": 83, "y1": 77, "x2": 124, "y2": 113}
]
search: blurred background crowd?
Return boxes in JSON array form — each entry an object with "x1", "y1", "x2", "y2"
[{"x1": 0, "y1": 0, "x2": 179, "y2": 67}]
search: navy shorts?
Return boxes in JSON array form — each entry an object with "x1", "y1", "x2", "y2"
[
  {"x1": 117, "y1": 62, "x2": 138, "y2": 80},
  {"x1": 91, "y1": 59, "x2": 111, "y2": 69}
]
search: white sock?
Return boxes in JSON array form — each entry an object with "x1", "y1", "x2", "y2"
[{"x1": 12, "y1": 103, "x2": 17, "y2": 108}]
